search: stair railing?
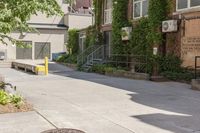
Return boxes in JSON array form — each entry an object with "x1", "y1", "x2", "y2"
[
  {"x1": 86, "y1": 45, "x2": 105, "y2": 65},
  {"x1": 77, "y1": 45, "x2": 99, "y2": 65}
]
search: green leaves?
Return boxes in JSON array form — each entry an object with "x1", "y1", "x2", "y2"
[
  {"x1": 67, "y1": 29, "x2": 79, "y2": 55},
  {"x1": 148, "y1": 0, "x2": 168, "y2": 45},
  {"x1": 0, "y1": 90, "x2": 24, "y2": 108},
  {"x1": 0, "y1": 0, "x2": 63, "y2": 44},
  {"x1": 112, "y1": 0, "x2": 129, "y2": 55},
  {"x1": 10, "y1": 94, "x2": 23, "y2": 108},
  {"x1": 0, "y1": 90, "x2": 9, "y2": 105}
]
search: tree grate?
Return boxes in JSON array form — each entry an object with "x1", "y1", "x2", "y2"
[{"x1": 41, "y1": 129, "x2": 85, "y2": 133}]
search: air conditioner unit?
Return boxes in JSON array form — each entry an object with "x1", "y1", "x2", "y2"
[
  {"x1": 162, "y1": 20, "x2": 178, "y2": 33},
  {"x1": 121, "y1": 27, "x2": 132, "y2": 41}
]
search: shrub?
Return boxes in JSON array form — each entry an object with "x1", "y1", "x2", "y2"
[
  {"x1": 158, "y1": 54, "x2": 183, "y2": 73},
  {"x1": 67, "y1": 29, "x2": 79, "y2": 55},
  {"x1": 91, "y1": 64, "x2": 107, "y2": 74},
  {"x1": 0, "y1": 90, "x2": 24, "y2": 108},
  {"x1": 10, "y1": 94, "x2": 23, "y2": 108},
  {"x1": 161, "y1": 71, "x2": 194, "y2": 81},
  {"x1": 56, "y1": 54, "x2": 69, "y2": 62},
  {"x1": 56, "y1": 54, "x2": 77, "y2": 64},
  {"x1": 64, "y1": 54, "x2": 77, "y2": 64},
  {"x1": 0, "y1": 90, "x2": 9, "y2": 105},
  {"x1": 91, "y1": 64, "x2": 128, "y2": 74},
  {"x1": 104, "y1": 67, "x2": 117, "y2": 73},
  {"x1": 147, "y1": 54, "x2": 184, "y2": 74}
]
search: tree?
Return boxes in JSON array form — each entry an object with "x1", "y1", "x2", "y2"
[
  {"x1": 67, "y1": 29, "x2": 79, "y2": 55},
  {"x1": 0, "y1": 0, "x2": 63, "y2": 44}
]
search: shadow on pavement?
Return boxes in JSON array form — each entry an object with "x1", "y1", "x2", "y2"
[{"x1": 48, "y1": 63, "x2": 200, "y2": 133}]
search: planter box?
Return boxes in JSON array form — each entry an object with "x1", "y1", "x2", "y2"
[
  {"x1": 192, "y1": 79, "x2": 200, "y2": 91},
  {"x1": 105, "y1": 71, "x2": 150, "y2": 80}
]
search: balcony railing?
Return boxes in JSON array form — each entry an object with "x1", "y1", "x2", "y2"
[{"x1": 104, "y1": 9, "x2": 112, "y2": 24}]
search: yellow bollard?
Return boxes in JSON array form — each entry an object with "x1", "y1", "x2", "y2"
[{"x1": 45, "y1": 57, "x2": 49, "y2": 75}]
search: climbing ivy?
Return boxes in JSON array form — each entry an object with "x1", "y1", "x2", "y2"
[
  {"x1": 67, "y1": 29, "x2": 79, "y2": 55},
  {"x1": 130, "y1": 0, "x2": 169, "y2": 56},
  {"x1": 84, "y1": 26, "x2": 96, "y2": 48},
  {"x1": 92, "y1": 0, "x2": 103, "y2": 45},
  {"x1": 112, "y1": 0, "x2": 129, "y2": 54},
  {"x1": 93, "y1": 0, "x2": 102, "y2": 32},
  {"x1": 147, "y1": 0, "x2": 168, "y2": 46},
  {"x1": 130, "y1": 18, "x2": 151, "y2": 55}
]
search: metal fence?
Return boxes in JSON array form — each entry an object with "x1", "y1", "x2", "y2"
[{"x1": 105, "y1": 54, "x2": 148, "y2": 73}]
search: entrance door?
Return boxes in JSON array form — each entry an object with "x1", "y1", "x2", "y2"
[
  {"x1": 34, "y1": 42, "x2": 51, "y2": 59},
  {"x1": 16, "y1": 41, "x2": 32, "y2": 59},
  {"x1": 104, "y1": 31, "x2": 112, "y2": 57}
]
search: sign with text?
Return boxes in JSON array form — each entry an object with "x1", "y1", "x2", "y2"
[{"x1": 181, "y1": 37, "x2": 200, "y2": 68}]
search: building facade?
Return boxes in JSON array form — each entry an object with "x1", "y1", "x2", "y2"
[
  {"x1": 99, "y1": 0, "x2": 200, "y2": 68},
  {"x1": 0, "y1": 0, "x2": 93, "y2": 60}
]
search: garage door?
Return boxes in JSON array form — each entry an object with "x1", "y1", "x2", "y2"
[
  {"x1": 16, "y1": 41, "x2": 32, "y2": 59},
  {"x1": 35, "y1": 42, "x2": 51, "y2": 59}
]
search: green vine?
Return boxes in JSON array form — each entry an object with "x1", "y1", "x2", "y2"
[
  {"x1": 147, "y1": 0, "x2": 168, "y2": 46},
  {"x1": 67, "y1": 29, "x2": 79, "y2": 55},
  {"x1": 130, "y1": 0, "x2": 169, "y2": 56},
  {"x1": 130, "y1": 18, "x2": 151, "y2": 55},
  {"x1": 112, "y1": 0, "x2": 129, "y2": 54},
  {"x1": 84, "y1": 26, "x2": 96, "y2": 48},
  {"x1": 93, "y1": 0, "x2": 103, "y2": 44}
]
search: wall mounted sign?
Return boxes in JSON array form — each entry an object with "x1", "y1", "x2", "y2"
[{"x1": 181, "y1": 37, "x2": 200, "y2": 67}]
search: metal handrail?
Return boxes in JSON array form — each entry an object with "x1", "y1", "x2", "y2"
[
  {"x1": 77, "y1": 45, "x2": 104, "y2": 66},
  {"x1": 86, "y1": 45, "x2": 105, "y2": 65},
  {"x1": 77, "y1": 45, "x2": 99, "y2": 65},
  {"x1": 105, "y1": 54, "x2": 148, "y2": 73},
  {"x1": 77, "y1": 45, "x2": 96, "y2": 59}
]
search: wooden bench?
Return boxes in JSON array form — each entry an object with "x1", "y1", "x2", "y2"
[{"x1": 12, "y1": 62, "x2": 45, "y2": 75}]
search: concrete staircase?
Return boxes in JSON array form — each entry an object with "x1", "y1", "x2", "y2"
[
  {"x1": 82, "y1": 58, "x2": 104, "y2": 72},
  {"x1": 77, "y1": 45, "x2": 106, "y2": 72},
  {"x1": 0, "y1": 61, "x2": 12, "y2": 68}
]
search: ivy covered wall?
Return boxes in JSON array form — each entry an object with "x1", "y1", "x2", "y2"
[
  {"x1": 90, "y1": 0, "x2": 171, "y2": 56},
  {"x1": 112, "y1": 0, "x2": 129, "y2": 54}
]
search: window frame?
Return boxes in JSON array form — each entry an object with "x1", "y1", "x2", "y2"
[
  {"x1": 79, "y1": 33, "x2": 86, "y2": 52},
  {"x1": 133, "y1": 0, "x2": 148, "y2": 19},
  {"x1": 176, "y1": 0, "x2": 200, "y2": 11},
  {"x1": 104, "y1": 0, "x2": 112, "y2": 24}
]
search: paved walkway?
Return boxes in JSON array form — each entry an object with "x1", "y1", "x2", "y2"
[{"x1": 0, "y1": 63, "x2": 200, "y2": 133}]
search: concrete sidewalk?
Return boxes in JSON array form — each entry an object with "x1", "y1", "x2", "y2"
[
  {"x1": 0, "y1": 111, "x2": 54, "y2": 133},
  {"x1": 0, "y1": 65, "x2": 200, "y2": 133}
]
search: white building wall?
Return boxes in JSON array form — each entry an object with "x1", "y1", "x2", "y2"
[
  {"x1": 64, "y1": 13, "x2": 93, "y2": 29},
  {"x1": 0, "y1": 0, "x2": 93, "y2": 60},
  {"x1": 28, "y1": 0, "x2": 69, "y2": 25},
  {"x1": 0, "y1": 29, "x2": 66, "y2": 60}
]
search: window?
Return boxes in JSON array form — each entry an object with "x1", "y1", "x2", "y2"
[
  {"x1": 16, "y1": 41, "x2": 32, "y2": 59},
  {"x1": 79, "y1": 33, "x2": 86, "y2": 52},
  {"x1": 177, "y1": 0, "x2": 200, "y2": 10},
  {"x1": 104, "y1": 0, "x2": 112, "y2": 24},
  {"x1": 133, "y1": 0, "x2": 149, "y2": 19}
]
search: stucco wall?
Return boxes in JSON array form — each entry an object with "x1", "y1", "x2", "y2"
[
  {"x1": 64, "y1": 13, "x2": 93, "y2": 29},
  {"x1": 0, "y1": 29, "x2": 66, "y2": 60},
  {"x1": 28, "y1": 0, "x2": 69, "y2": 25}
]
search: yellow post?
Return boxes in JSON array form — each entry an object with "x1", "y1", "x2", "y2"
[{"x1": 45, "y1": 57, "x2": 48, "y2": 75}]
